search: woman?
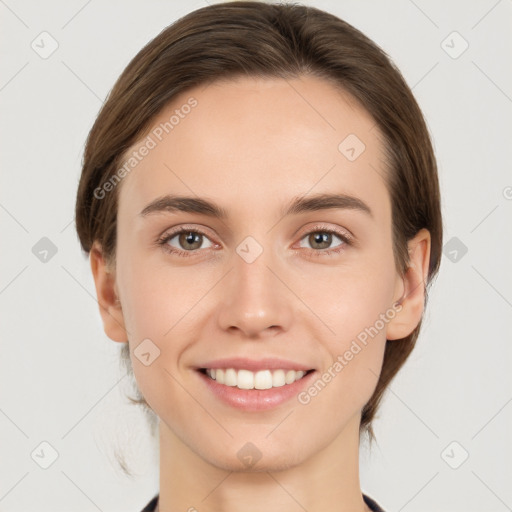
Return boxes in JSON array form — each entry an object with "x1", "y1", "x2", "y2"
[{"x1": 75, "y1": 2, "x2": 442, "y2": 511}]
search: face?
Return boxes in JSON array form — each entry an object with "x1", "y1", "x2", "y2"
[{"x1": 105, "y1": 75, "x2": 410, "y2": 471}]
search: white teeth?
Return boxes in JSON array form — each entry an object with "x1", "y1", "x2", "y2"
[
  {"x1": 237, "y1": 369, "x2": 254, "y2": 389},
  {"x1": 224, "y1": 368, "x2": 237, "y2": 386},
  {"x1": 272, "y1": 369, "x2": 286, "y2": 387},
  {"x1": 254, "y1": 370, "x2": 272, "y2": 390},
  {"x1": 204, "y1": 368, "x2": 308, "y2": 389},
  {"x1": 285, "y1": 370, "x2": 296, "y2": 384}
]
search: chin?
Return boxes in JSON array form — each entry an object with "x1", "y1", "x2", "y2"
[{"x1": 202, "y1": 443, "x2": 308, "y2": 473}]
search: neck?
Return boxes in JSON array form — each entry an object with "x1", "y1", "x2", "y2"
[{"x1": 157, "y1": 414, "x2": 371, "y2": 512}]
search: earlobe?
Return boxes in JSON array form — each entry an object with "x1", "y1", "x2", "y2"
[
  {"x1": 89, "y1": 242, "x2": 128, "y2": 343},
  {"x1": 386, "y1": 228, "x2": 431, "y2": 341}
]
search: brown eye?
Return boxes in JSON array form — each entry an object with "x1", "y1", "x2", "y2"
[
  {"x1": 177, "y1": 231, "x2": 204, "y2": 250},
  {"x1": 161, "y1": 229, "x2": 214, "y2": 253},
  {"x1": 299, "y1": 230, "x2": 345, "y2": 252},
  {"x1": 308, "y1": 232, "x2": 332, "y2": 250}
]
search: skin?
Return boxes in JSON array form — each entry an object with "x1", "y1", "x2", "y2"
[{"x1": 90, "y1": 75, "x2": 430, "y2": 512}]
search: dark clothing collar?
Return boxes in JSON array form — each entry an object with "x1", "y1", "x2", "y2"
[{"x1": 141, "y1": 493, "x2": 386, "y2": 511}]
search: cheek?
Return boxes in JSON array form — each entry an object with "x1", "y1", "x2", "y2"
[
  {"x1": 298, "y1": 281, "x2": 393, "y2": 424},
  {"x1": 115, "y1": 249, "x2": 214, "y2": 400},
  {"x1": 115, "y1": 245, "x2": 192, "y2": 339},
  {"x1": 308, "y1": 253, "x2": 397, "y2": 345},
  {"x1": 309, "y1": 249, "x2": 396, "y2": 402}
]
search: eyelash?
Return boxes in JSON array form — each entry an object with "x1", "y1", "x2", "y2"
[{"x1": 156, "y1": 224, "x2": 353, "y2": 259}]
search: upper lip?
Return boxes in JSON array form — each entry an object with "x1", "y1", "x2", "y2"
[{"x1": 196, "y1": 357, "x2": 314, "y2": 372}]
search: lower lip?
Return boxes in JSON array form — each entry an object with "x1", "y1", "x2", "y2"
[{"x1": 197, "y1": 369, "x2": 316, "y2": 411}]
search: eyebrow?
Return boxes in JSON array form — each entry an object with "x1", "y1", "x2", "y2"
[{"x1": 139, "y1": 192, "x2": 373, "y2": 219}]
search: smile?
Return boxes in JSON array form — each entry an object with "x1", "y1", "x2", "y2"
[
  {"x1": 202, "y1": 368, "x2": 312, "y2": 390},
  {"x1": 197, "y1": 367, "x2": 317, "y2": 411}
]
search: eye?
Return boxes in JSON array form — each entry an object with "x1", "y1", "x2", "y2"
[
  {"x1": 156, "y1": 224, "x2": 353, "y2": 258},
  {"x1": 157, "y1": 227, "x2": 214, "y2": 256},
  {"x1": 297, "y1": 227, "x2": 352, "y2": 256}
]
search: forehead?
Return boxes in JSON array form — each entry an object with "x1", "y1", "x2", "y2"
[{"x1": 117, "y1": 75, "x2": 390, "y2": 221}]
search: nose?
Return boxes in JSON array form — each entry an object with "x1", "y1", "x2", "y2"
[{"x1": 216, "y1": 243, "x2": 293, "y2": 339}]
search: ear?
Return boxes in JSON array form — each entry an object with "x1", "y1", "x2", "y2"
[
  {"x1": 89, "y1": 242, "x2": 128, "y2": 343},
  {"x1": 386, "y1": 228, "x2": 431, "y2": 341}
]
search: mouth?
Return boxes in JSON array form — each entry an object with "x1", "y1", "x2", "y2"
[
  {"x1": 198, "y1": 367, "x2": 315, "y2": 390},
  {"x1": 195, "y1": 365, "x2": 317, "y2": 411}
]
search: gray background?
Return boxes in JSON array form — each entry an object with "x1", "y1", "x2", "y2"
[{"x1": 1, "y1": 0, "x2": 511, "y2": 511}]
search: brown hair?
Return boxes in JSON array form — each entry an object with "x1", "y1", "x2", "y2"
[{"x1": 75, "y1": 1, "x2": 442, "y2": 445}]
